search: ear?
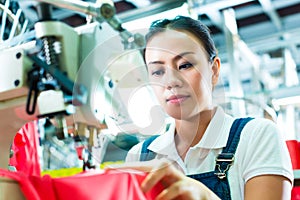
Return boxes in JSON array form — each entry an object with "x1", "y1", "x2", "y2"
[{"x1": 211, "y1": 57, "x2": 221, "y2": 86}]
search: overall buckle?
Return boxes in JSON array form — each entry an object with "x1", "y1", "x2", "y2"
[{"x1": 214, "y1": 153, "x2": 235, "y2": 179}]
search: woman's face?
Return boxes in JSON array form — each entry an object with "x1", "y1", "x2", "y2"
[{"x1": 145, "y1": 29, "x2": 220, "y2": 120}]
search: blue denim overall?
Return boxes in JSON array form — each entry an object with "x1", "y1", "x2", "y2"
[{"x1": 140, "y1": 118, "x2": 253, "y2": 200}]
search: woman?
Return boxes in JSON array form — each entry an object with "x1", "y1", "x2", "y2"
[{"x1": 114, "y1": 16, "x2": 293, "y2": 200}]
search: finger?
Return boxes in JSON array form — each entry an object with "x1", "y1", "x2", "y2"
[
  {"x1": 141, "y1": 161, "x2": 181, "y2": 193},
  {"x1": 157, "y1": 178, "x2": 221, "y2": 200},
  {"x1": 155, "y1": 181, "x2": 186, "y2": 200},
  {"x1": 105, "y1": 160, "x2": 155, "y2": 172}
]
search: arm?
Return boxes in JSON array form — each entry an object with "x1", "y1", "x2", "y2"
[
  {"x1": 239, "y1": 119, "x2": 293, "y2": 200},
  {"x1": 245, "y1": 175, "x2": 292, "y2": 200}
]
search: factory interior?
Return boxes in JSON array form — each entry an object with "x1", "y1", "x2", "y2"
[{"x1": 1, "y1": 0, "x2": 300, "y2": 199}]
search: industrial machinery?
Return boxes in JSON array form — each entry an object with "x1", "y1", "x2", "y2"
[{"x1": 0, "y1": 0, "x2": 149, "y2": 170}]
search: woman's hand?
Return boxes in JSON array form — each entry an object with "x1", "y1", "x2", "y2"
[{"x1": 107, "y1": 159, "x2": 220, "y2": 200}]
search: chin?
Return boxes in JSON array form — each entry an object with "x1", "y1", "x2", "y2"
[{"x1": 167, "y1": 110, "x2": 195, "y2": 120}]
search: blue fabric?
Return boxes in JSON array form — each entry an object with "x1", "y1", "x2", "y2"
[{"x1": 140, "y1": 117, "x2": 253, "y2": 200}]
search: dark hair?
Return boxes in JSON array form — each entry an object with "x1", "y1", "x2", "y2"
[{"x1": 144, "y1": 15, "x2": 217, "y2": 61}]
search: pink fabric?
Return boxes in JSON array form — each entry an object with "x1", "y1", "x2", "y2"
[
  {"x1": 9, "y1": 120, "x2": 41, "y2": 176},
  {"x1": 0, "y1": 169, "x2": 163, "y2": 200}
]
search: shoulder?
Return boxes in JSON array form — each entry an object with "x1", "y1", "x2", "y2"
[
  {"x1": 248, "y1": 117, "x2": 277, "y2": 127},
  {"x1": 238, "y1": 117, "x2": 284, "y2": 149},
  {"x1": 125, "y1": 134, "x2": 161, "y2": 162},
  {"x1": 241, "y1": 117, "x2": 281, "y2": 138},
  {"x1": 235, "y1": 118, "x2": 293, "y2": 182},
  {"x1": 125, "y1": 141, "x2": 143, "y2": 162}
]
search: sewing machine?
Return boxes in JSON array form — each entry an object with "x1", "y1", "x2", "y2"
[{"x1": 0, "y1": 0, "x2": 148, "y2": 169}]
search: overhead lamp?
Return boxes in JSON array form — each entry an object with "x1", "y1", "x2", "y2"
[{"x1": 272, "y1": 95, "x2": 300, "y2": 110}]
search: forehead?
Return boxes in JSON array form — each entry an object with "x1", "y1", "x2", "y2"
[{"x1": 145, "y1": 29, "x2": 205, "y2": 57}]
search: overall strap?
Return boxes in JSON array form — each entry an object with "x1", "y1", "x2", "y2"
[
  {"x1": 140, "y1": 135, "x2": 159, "y2": 161},
  {"x1": 139, "y1": 124, "x2": 171, "y2": 161},
  {"x1": 214, "y1": 117, "x2": 253, "y2": 179}
]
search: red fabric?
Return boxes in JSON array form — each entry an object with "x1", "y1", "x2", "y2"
[
  {"x1": 292, "y1": 186, "x2": 300, "y2": 200},
  {"x1": 9, "y1": 120, "x2": 41, "y2": 176},
  {"x1": 0, "y1": 169, "x2": 40, "y2": 199},
  {"x1": 5, "y1": 121, "x2": 164, "y2": 199},
  {"x1": 286, "y1": 140, "x2": 300, "y2": 169},
  {"x1": 29, "y1": 175, "x2": 56, "y2": 200},
  {"x1": 0, "y1": 169, "x2": 163, "y2": 200},
  {"x1": 52, "y1": 170, "x2": 162, "y2": 200}
]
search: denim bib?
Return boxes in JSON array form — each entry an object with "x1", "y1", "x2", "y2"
[{"x1": 140, "y1": 117, "x2": 253, "y2": 200}]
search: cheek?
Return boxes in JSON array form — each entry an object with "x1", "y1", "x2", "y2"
[
  {"x1": 186, "y1": 73, "x2": 211, "y2": 99},
  {"x1": 185, "y1": 73, "x2": 201, "y2": 92},
  {"x1": 151, "y1": 85, "x2": 165, "y2": 102}
]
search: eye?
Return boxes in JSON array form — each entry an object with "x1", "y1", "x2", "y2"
[
  {"x1": 151, "y1": 69, "x2": 165, "y2": 76},
  {"x1": 179, "y1": 63, "x2": 193, "y2": 70}
]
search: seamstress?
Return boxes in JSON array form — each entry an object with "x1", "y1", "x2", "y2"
[{"x1": 113, "y1": 16, "x2": 293, "y2": 200}]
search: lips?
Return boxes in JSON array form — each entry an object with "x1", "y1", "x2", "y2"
[{"x1": 166, "y1": 94, "x2": 189, "y2": 104}]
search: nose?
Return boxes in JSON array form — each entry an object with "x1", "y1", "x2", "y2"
[{"x1": 164, "y1": 68, "x2": 183, "y2": 90}]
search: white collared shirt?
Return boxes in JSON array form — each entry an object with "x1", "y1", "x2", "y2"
[{"x1": 126, "y1": 107, "x2": 293, "y2": 200}]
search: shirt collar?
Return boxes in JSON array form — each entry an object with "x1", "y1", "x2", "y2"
[
  {"x1": 196, "y1": 106, "x2": 233, "y2": 149},
  {"x1": 147, "y1": 106, "x2": 234, "y2": 156},
  {"x1": 148, "y1": 120, "x2": 179, "y2": 159}
]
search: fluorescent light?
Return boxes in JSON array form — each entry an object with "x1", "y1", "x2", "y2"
[
  {"x1": 123, "y1": 3, "x2": 190, "y2": 31},
  {"x1": 272, "y1": 95, "x2": 300, "y2": 107}
]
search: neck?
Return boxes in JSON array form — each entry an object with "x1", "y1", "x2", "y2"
[{"x1": 175, "y1": 107, "x2": 217, "y2": 148}]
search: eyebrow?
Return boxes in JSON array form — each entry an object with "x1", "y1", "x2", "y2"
[{"x1": 147, "y1": 51, "x2": 195, "y2": 66}]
